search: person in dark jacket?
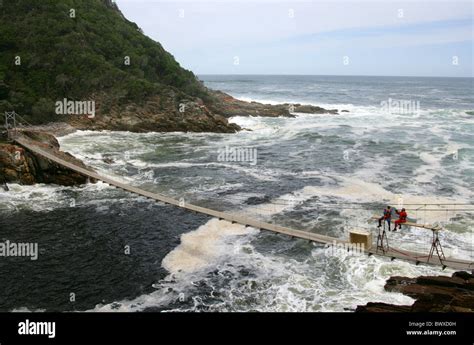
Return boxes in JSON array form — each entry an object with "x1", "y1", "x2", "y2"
[{"x1": 377, "y1": 206, "x2": 393, "y2": 230}]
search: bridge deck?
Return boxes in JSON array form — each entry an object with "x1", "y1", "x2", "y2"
[{"x1": 14, "y1": 136, "x2": 474, "y2": 271}]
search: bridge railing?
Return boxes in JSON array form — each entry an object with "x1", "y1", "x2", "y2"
[{"x1": 4, "y1": 111, "x2": 36, "y2": 141}]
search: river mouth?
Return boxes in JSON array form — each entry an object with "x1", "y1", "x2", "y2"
[{"x1": 1, "y1": 76, "x2": 473, "y2": 312}]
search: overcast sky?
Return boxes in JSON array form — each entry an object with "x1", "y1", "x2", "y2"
[{"x1": 115, "y1": 0, "x2": 473, "y2": 77}]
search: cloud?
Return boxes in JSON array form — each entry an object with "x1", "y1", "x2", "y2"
[{"x1": 115, "y1": 0, "x2": 473, "y2": 76}]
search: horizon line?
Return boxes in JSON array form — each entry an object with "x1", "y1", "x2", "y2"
[{"x1": 196, "y1": 73, "x2": 474, "y2": 78}]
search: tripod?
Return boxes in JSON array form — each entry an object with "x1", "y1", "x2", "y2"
[
  {"x1": 428, "y1": 229, "x2": 445, "y2": 263},
  {"x1": 376, "y1": 220, "x2": 389, "y2": 254}
]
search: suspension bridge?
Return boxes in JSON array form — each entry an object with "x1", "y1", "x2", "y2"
[{"x1": 3, "y1": 112, "x2": 474, "y2": 271}]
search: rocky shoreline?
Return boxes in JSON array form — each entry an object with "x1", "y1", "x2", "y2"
[
  {"x1": 356, "y1": 271, "x2": 474, "y2": 312},
  {"x1": 63, "y1": 90, "x2": 344, "y2": 134},
  {"x1": 207, "y1": 90, "x2": 341, "y2": 118},
  {"x1": 0, "y1": 130, "x2": 95, "y2": 186}
]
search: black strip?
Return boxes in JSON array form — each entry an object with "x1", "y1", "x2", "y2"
[{"x1": 0, "y1": 312, "x2": 472, "y2": 345}]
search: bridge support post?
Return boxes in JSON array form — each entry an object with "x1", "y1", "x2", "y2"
[
  {"x1": 4, "y1": 111, "x2": 17, "y2": 141},
  {"x1": 376, "y1": 223, "x2": 389, "y2": 254},
  {"x1": 428, "y1": 229, "x2": 445, "y2": 263}
]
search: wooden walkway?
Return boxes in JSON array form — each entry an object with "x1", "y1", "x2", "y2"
[{"x1": 14, "y1": 136, "x2": 474, "y2": 271}]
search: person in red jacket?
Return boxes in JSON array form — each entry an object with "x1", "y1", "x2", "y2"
[{"x1": 393, "y1": 208, "x2": 407, "y2": 231}]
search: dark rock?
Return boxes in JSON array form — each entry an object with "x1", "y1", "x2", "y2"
[
  {"x1": 0, "y1": 131, "x2": 95, "y2": 186},
  {"x1": 452, "y1": 271, "x2": 474, "y2": 281},
  {"x1": 67, "y1": 91, "x2": 241, "y2": 134},
  {"x1": 245, "y1": 195, "x2": 271, "y2": 205},
  {"x1": 293, "y1": 104, "x2": 338, "y2": 114},
  {"x1": 357, "y1": 271, "x2": 474, "y2": 312},
  {"x1": 355, "y1": 302, "x2": 412, "y2": 312},
  {"x1": 206, "y1": 90, "x2": 339, "y2": 118},
  {"x1": 20, "y1": 130, "x2": 60, "y2": 149}
]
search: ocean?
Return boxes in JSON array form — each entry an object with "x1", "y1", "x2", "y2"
[{"x1": 0, "y1": 75, "x2": 473, "y2": 312}]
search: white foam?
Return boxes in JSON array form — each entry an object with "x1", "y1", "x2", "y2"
[
  {"x1": 0, "y1": 181, "x2": 124, "y2": 213},
  {"x1": 92, "y1": 234, "x2": 452, "y2": 312},
  {"x1": 162, "y1": 218, "x2": 259, "y2": 274},
  {"x1": 11, "y1": 307, "x2": 46, "y2": 312}
]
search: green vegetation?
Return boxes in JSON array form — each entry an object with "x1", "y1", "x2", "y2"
[{"x1": 0, "y1": 0, "x2": 208, "y2": 123}]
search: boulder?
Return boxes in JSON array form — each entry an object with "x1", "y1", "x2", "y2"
[
  {"x1": 0, "y1": 131, "x2": 95, "y2": 186},
  {"x1": 357, "y1": 271, "x2": 474, "y2": 312},
  {"x1": 355, "y1": 302, "x2": 412, "y2": 312}
]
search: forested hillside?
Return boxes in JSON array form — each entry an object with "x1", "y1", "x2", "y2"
[{"x1": 0, "y1": 0, "x2": 209, "y2": 124}]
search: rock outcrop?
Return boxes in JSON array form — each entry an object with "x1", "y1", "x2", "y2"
[
  {"x1": 0, "y1": 131, "x2": 94, "y2": 186},
  {"x1": 356, "y1": 271, "x2": 474, "y2": 312},
  {"x1": 64, "y1": 90, "x2": 241, "y2": 133},
  {"x1": 207, "y1": 90, "x2": 340, "y2": 118},
  {"x1": 61, "y1": 89, "x2": 343, "y2": 133}
]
